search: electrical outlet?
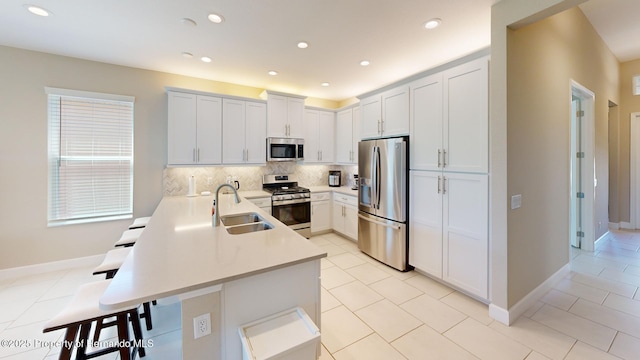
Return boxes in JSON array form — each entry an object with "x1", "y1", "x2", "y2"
[{"x1": 193, "y1": 313, "x2": 211, "y2": 339}]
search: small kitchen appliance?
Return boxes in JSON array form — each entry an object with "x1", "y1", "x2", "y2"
[
  {"x1": 328, "y1": 170, "x2": 341, "y2": 187},
  {"x1": 262, "y1": 175, "x2": 311, "y2": 238},
  {"x1": 352, "y1": 174, "x2": 359, "y2": 190}
]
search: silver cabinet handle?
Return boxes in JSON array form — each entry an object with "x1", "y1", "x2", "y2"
[
  {"x1": 193, "y1": 148, "x2": 196, "y2": 162},
  {"x1": 442, "y1": 176, "x2": 447, "y2": 194},
  {"x1": 437, "y1": 176, "x2": 441, "y2": 194},
  {"x1": 438, "y1": 149, "x2": 441, "y2": 168},
  {"x1": 246, "y1": 149, "x2": 248, "y2": 162},
  {"x1": 197, "y1": 148, "x2": 200, "y2": 162},
  {"x1": 358, "y1": 214, "x2": 401, "y2": 230},
  {"x1": 443, "y1": 149, "x2": 447, "y2": 167}
]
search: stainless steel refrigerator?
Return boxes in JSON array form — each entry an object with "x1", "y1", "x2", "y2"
[{"x1": 358, "y1": 137, "x2": 409, "y2": 271}]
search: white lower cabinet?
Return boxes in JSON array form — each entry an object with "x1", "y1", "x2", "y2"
[
  {"x1": 409, "y1": 170, "x2": 488, "y2": 299},
  {"x1": 332, "y1": 193, "x2": 358, "y2": 240},
  {"x1": 311, "y1": 192, "x2": 331, "y2": 233}
]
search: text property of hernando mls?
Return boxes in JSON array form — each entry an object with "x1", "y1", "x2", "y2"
[{"x1": 1, "y1": 338, "x2": 154, "y2": 350}]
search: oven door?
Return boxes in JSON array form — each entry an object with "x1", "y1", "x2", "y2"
[{"x1": 272, "y1": 199, "x2": 311, "y2": 235}]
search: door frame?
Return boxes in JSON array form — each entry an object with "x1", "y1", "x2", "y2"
[
  {"x1": 570, "y1": 80, "x2": 595, "y2": 252},
  {"x1": 630, "y1": 112, "x2": 640, "y2": 228}
]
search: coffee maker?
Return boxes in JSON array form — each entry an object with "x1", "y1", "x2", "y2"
[{"x1": 328, "y1": 170, "x2": 341, "y2": 187}]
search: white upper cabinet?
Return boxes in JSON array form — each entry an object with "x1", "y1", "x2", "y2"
[
  {"x1": 360, "y1": 85, "x2": 409, "y2": 139},
  {"x1": 335, "y1": 107, "x2": 360, "y2": 164},
  {"x1": 411, "y1": 57, "x2": 488, "y2": 173},
  {"x1": 266, "y1": 92, "x2": 305, "y2": 138},
  {"x1": 304, "y1": 109, "x2": 335, "y2": 163},
  {"x1": 167, "y1": 91, "x2": 222, "y2": 165},
  {"x1": 222, "y1": 98, "x2": 266, "y2": 165}
]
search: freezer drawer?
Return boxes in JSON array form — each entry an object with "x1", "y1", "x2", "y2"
[{"x1": 357, "y1": 211, "x2": 408, "y2": 271}]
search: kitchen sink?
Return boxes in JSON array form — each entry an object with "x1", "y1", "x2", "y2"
[
  {"x1": 221, "y1": 212, "x2": 263, "y2": 226},
  {"x1": 225, "y1": 222, "x2": 274, "y2": 235}
]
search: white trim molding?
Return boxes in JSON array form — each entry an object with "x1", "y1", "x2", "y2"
[
  {"x1": 489, "y1": 264, "x2": 570, "y2": 325},
  {"x1": 0, "y1": 255, "x2": 103, "y2": 282}
]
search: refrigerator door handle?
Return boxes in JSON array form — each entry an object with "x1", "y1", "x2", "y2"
[
  {"x1": 375, "y1": 146, "x2": 381, "y2": 209},
  {"x1": 370, "y1": 145, "x2": 377, "y2": 209},
  {"x1": 358, "y1": 214, "x2": 401, "y2": 230}
]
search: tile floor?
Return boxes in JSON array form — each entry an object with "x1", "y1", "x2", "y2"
[{"x1": 1, "y1": 230, "x2": 640, "y2": 359}]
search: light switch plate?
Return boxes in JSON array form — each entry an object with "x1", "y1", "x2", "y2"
[{"x1": 511, "y1": 194, "x2": 522, "y2": 209}]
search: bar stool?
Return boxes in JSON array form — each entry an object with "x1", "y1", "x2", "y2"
[
  {"x1": 114, "y1": 228, "x2": 144, "y2": 248},
  {"x1": 92, "y1": 248, "x2": 153, "y2": 334},
  {"x1": 128, "y1": 217, "x2": 151, "y2": 230},
  {"x1": 42, "y1": 279, "x2": 146, "y2": 360}
]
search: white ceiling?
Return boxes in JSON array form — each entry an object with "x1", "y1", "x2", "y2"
[{"x1": 0, "y1": 0, "x2": 637, "y2": 102}]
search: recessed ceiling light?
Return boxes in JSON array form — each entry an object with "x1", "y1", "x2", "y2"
[
  {"x1": 360, "y1": 60, "x2": 370, "y2": 66},
  {"x1": 182, "y1": 52, "x2": 194, "y2": 58},
  {"x1": 424, "y1": 18, "x2": 442, "y2": 30},
  {"x1": 201, "y1": 56, "x2": 212, "y2": 63},
  {"x1": 268, "y1": 70, "x2": 278, "y2": 76},
  {"x1": 297, "y1": 42, "x2": 309, "y2": 49},
  {"x1": 208, "y1": 13, "x2": 224, "y2": 23},
  {"x1": 321, "y1": 82, "x2": 330, "y2": 87},
  {"x1": 181, "y1": 18, "x2": 197, "y2": 27},
  {"x1": 25, "y1": 5, "x2": 50, "y2": 17}
]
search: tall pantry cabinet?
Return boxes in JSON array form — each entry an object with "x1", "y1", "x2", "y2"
[{"x1": 409, "y1": 56, "x2": 489, "y2": 299}]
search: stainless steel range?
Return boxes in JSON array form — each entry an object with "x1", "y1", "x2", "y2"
[{"x1": 262, "y1": 174, "x2": 311, "y2": 238}]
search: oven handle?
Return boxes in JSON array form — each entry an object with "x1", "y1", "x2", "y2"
[
  {"x1": 272, "y1": 198, "x2": 311, "y2": 206},
  {"x1": 357, "y1": 214, "x2": 401, "y2": 230}
]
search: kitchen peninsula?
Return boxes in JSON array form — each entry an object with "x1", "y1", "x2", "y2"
[{"x1": 99, "y1": 193, "x2": 327, "y2": 359}]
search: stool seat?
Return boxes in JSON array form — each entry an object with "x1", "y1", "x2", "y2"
[
  {"x1": 114, "y1": 228, "x2": 144, "y2": 247},
  {"x1": 128, "y1": 217, "x2": 151, "y2": 230},
  {"x1": 43, "y1": 279, "x2": 146, "y2": 360},
  {"x1": 93, "y1": 248, "x2": 131, "y2": 278}
]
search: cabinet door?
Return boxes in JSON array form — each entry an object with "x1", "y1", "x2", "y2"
[
  {"x1": 442, "y1": 172, "x2": 488, "y2": 299},
  {"x1": 318, "y1": 111, "x2": 335, "y2": 163},
  {"x1": 352, "y1": 106, "x2": 361, "y2": 163},
  {"x1": 245, "y1": 102, "x2": 267, "y2": 164},
  {"x1": 304, "y1": 110, "x2": 320, "y2": 163},
  {"x1": 167, "y1": 92, "x2": 197, "y2": 165},
  {"x1": 287, "y1": 97, "x2": 305, "y2": 138},
  {"x1": 410, "y1": 74, "x2": 443, "y2": 171},
  {"x1": 311, "y1": 201, "x2": 331, "y2": 233},
  {"x1": 267, "y1": 94, "x2": 288, "y2": 137},
  {"x1": 344, "y1": 204, "x2": 358, "y2": 240},
  {"x1": 443, "y1": 57, "x2": 488, "y2": 173},
  {"x1": 222, "y1": 99, "x2": 246, "y2": 164},
  {"x1": 336, "y1": 108, "x2": 353, "y2": 164},
  {"x1": 332, "y1": 202, "x2": 345, "y2": 234},
  {"x1": 409, "y1": 171, "x2": 443, "y2": 277},
  {"x1": 360, "y1": 95, "x2": 382, "y2": 139},
  {"x1": 196, "y1": 95, "x2": 222, "y2": 164},
  {"x1": 381, "y1": 85, "x2": 409, "y2": 136}
]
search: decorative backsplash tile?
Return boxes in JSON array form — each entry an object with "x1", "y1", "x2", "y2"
[{"x1": 163, "y1": 163, "x2": 358, "y2": 196}]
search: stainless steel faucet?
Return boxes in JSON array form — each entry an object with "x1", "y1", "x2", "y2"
[{"x1": 212, "y1": 183, "x2": 241, "y2": 227}]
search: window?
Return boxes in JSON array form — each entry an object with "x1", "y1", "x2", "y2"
[
  {"x1": 634, "y1": 75, "x2": 640, "y2": 96},
  {"x1": 47, "y1": 87, "x2": 134, "y2": 225}
]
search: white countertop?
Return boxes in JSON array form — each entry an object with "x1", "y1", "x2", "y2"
[
  {"x1": 307, "y1": 185, "x2": 358, "y2": 197},
  {"x1": 100, "y1": 194, "x2": 327, "y2": 310}
]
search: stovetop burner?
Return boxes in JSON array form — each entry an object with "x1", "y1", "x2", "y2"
[{"x1": 264, "y1": 186, "x2": 310, "y2": 195}]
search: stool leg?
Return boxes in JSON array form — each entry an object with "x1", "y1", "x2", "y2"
[
  {"x1": 75, "y1": 323, "x2": 91, "y2": 360},
  {"x1": 129, "y1": 309, "x2": 146, "y2": 358},
  {"x1": 116, "y1": 314, "x2": 131, "y2": 360},
  {"x1": 58, "y1": 325, "x2": 79, "y2": 360},
  {"x1": 140, "y1": 302, "x2": 152, "y2": 331}
]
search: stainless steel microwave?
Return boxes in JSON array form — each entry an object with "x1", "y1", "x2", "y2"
[{"x1": 266, "y1": 137, "x2": 304, "y2": 162}]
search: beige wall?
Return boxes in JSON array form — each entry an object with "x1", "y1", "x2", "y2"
[
  {"x1": 505, "y1": 7, "x2": 619, "y2": 306},
  {"x1": 0, "y1": 45, "x2": 338, "y2": 270},
  {"x1": 612, "y1": 59, "x2": 640, "y2": 224}
]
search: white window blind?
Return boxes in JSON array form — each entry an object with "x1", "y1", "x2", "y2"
[
  {"x1": 47, "y1": 87, "x2": 134, "y2": 225},
  {"x1": 634, "y1": 75, "x2": 640, "y2": 96}
]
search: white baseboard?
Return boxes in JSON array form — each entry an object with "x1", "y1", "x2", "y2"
[
  {"x1": 595, "y1": 231, "x2": 610, "y2": 246},
  {"x1": 489, "y1": 264, "x2": 570, "y2": 325},
  {"x1": 0, "y1": 255, "x2": 103, "y2": 282},
  {"x1": 609, "y1": 222, "x2": 620, "y2": 230},
  {"x1": 620, "y1": 222, "x2": 634, "y2": 230}
]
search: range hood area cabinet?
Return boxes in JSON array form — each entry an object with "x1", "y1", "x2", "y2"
[
  {"x1": 262, "y1": 91, "x2": 306, "y2": 138},
  {"x1": 304, "y1": 109, "x2": 335, "y2": 163},
  {"x1": 167, "y1": 91, "x2": 222, "y2": 165},
  {"x1": 222, "y1": 98, "x2": 267, "y2": 165},
  {"x1": 359, "y1": 85, "x2": 409, "y2": 139},
  {"x1": 335, "y1": 106, "x2": 360, "y2": 165},
  {"x1": 408, "y1": 56, "x2": 489, "y2": 300}
]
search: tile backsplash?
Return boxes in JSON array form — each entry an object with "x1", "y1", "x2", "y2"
[{"x1": 163, "y1": 163, "x2": 358, "y2": 196}]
